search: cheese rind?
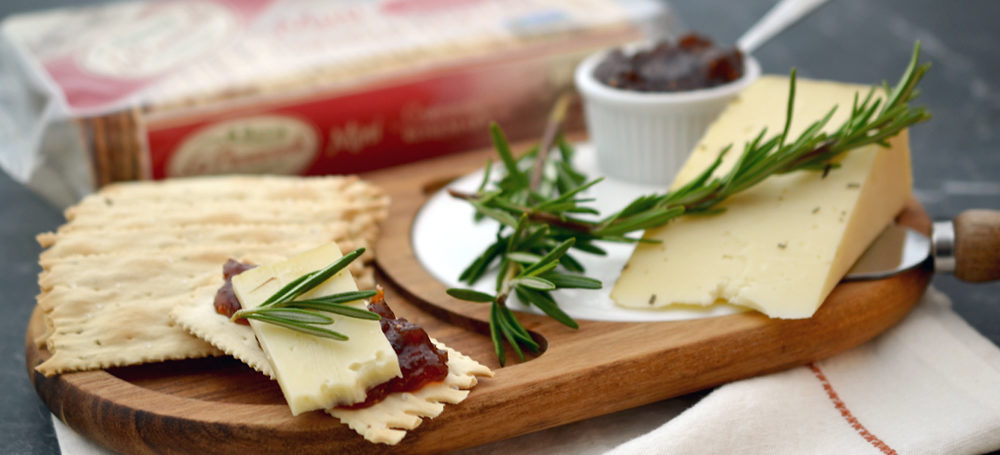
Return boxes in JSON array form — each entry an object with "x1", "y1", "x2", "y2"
[
  {"x1": 611, "y1": 76, "x2": 912, "y2": 318},
  {"x1": 232, "y1": 242, "x2": 401, "y2": 414}
]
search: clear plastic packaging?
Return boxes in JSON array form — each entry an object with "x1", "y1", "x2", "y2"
[{"x1": 0, "y1": 0, "x2": 675, "y2": 207}]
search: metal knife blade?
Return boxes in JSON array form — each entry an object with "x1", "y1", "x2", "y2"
[
  {"x1": 843, "y1": 224, "x2": 934, "y2": 280},
  {"x1": 845, "y1": 209, "x2": 1000, "y2": 282}
]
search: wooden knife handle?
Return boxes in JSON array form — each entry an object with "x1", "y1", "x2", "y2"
[{"x1": 954, "y1": 209, "x2": 1000, "y2": 282}]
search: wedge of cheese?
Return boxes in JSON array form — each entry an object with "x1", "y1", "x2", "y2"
[
  {"x1": 232, "y1": 243, "x2": 401, "y2": 415},
  {"x1": 611, "y1": 76, "x2": 912, "y2": 318}
]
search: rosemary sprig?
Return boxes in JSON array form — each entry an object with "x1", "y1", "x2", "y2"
[
  {"x1": 231, "y1": 247, "x2": 381, "y2": 340},
  {"x1": 448, "y1": 43, "x2": 931, "y2": 365},
  {"x1": 259, "y1": 247, "x2": 365, "y2": 306}
]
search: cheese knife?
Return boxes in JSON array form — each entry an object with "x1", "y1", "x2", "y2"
[{"x1": 844, "y1": 209, "x2": 1000, "y2": 282}]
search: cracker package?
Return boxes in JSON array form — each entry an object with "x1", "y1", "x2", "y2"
[{"x1": 0, "y1": 0, "x2": 673, "y2": 207}]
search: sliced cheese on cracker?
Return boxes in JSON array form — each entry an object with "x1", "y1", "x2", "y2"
[
  {"x1": 231, "y1": 242, "x2": 401, "y2": 415},
  {"x1": 172, "y1": 282, "x2": 493, "y2": 445}
]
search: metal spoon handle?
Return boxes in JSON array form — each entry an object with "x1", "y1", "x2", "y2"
[{"x1": 737, "y1": 0, "x2": 830, "y2": 54}]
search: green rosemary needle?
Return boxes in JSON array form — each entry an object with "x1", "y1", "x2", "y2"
[
  {"x1": 448, "y1": 43, "x2": 932, "y2": 365},
  {"x1": 231, "y1": 247, "x2": 381, "y2": 340},
  {"x1": 259, "y1": 247, "x2": 366, "y2": 306}
]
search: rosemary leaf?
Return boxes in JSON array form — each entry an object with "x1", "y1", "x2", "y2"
[
  {"x1": 446, "y1": 288, "x2": 496, "y2": 303},
  {"x1": 564, "y1": 206, "x2": 601, "y2": 216},
  {"x1": 470, "y1": 199, "x2": 518, "y2": 227},
  {"x1": 261, "y1": 248, "x2": 365, "y2": 306},
  {"x1": 501, "y1": 312, "x2": 539, "y2": 353},
  {"x1": 571, "y1": 240, "x2": 607, "y2": 256},
  {"x1": 495, "y1": 305, "x2": 526, "y2": 362},
  {"x1": 539, "y1": 271, "x2": 602, "y2": 289},
  {"x1": 281, "y1": 300, "x2": 381, "y2": 321},
  {"x1": 476, "y1": 159, "x2": 494, "y2": 193},
  {"x1": 491, "y1": 123, "x2": 528, "y2": 188},
  {"x1": 260, "y1": 274, "x2": 309, "y2": 307},
  {"x1": 524, "y1": 260, "x2": 559, "y2": 277},
  {"x1": 239, "y1": 308, "x2": 333, "y2": 324},
  {"x1": 516, "y1": 276, "x2": 556, "y2": 291},
  {"x1": 521, "y1": 238, "x2": 575, "y2": 275},
  {"x1": 535, "y1": 178, "x2": 603, "y2": 211},
  {"x1": 595, "y1": 206, "x2": 685, "y2": 237},
  {"x1": 489, "y1": 302, "x2": 506, "y2": 365},
  {"x1": 508, "y1": 252, "x2": 543, "y2": 263},
  {"x1": 241, "y1": 313, "x2": 349, "y2": 341},
  {"x1": 557, "y1": 253, "x2": 585, "y2": 273},
  {"x1": 276, "y1": 290, "x2": 377, "y2": 306}
]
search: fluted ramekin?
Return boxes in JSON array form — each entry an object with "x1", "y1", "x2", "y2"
[{"x1": 575, "y1": 46, "x2": 761, "y2": 185}]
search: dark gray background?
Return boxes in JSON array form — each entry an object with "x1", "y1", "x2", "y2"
[{"x1": 2, "y1": 0, "x2": 998, "y2": 453}]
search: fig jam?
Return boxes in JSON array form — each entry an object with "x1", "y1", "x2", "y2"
[
  {"x1": 340, "y1": 290, "x2": 449, "y2": 409},
  {"x1": 594, "y1": 33, "x2": 744, "y2": 92},
  {"x1": 213, "y1": 259, "x2": 257, "y2": 324}
]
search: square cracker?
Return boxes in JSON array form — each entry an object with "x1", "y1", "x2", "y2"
[
  {"x1": 38, "y1": 223, "x2": 359, "y2": 265},
  {"x1": 328, "y1": 343, "x2": 493, "y2": 445},
  {"x1": 35, "y1": 175, "x2": 387, "y2": 376},
  {"x1": 171, "y1": 284, "x2": 276, "y2": 379},
  {"x1": 170, "y1": 295, "x2": 492, "y2": 445}
]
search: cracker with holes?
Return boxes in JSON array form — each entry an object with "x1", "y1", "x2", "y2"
[
  {"x1": 170, "y1": 242, "x2": 492, "y2": 445},
  {"x1": 35, "y1": 175, "x2": 387, "y2": 376},
  {"x1": 328, "y1": 342, "x2": 493, "y2": 445}
]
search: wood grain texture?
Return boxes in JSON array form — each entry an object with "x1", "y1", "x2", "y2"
[
  {"x1": 26, "y1": 145, "x2": 932, "y2": 454},
  {"x1": 954, "y1": 209, "x2": 1000, "y2": 282}
]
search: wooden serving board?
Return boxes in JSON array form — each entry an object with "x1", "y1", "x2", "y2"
[{"x1": 26, "y1": 146, "x2": 933, "y2": 455}]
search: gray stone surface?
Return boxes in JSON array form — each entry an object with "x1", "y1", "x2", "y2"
[{"x1": 1, "y1": 0, "x2": 998, "y2": 453}]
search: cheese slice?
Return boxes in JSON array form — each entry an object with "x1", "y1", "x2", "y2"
[
  {"x1": 611, "y1": 76, "x2": 912, "y2": 318},
  {"x1": 231, "y1": 242, "x2": 401, "y2": 414}
]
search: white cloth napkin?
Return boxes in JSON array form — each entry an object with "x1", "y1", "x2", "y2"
[
  {"x1": 606, "y1": 287, "x2": 1000, "y2": 455},
  {"x1": 52, "y1": 417, "x2": 108, "y2": 455},
  {"x1": 54, "y1": 287, "x2": 1000, "y2": 454}
]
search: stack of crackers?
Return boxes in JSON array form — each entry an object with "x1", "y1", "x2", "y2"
[
  {"x1": 34, "y1": 175, "x2": 389, "y2": 376},
  {"x1": 33, "y1": 174, "x2": 494, "y2": 445}
]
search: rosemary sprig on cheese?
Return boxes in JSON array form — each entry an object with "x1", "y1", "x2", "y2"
[
  {"x1": 231, "y1": 247, "x2": 381, "y2": 340},
  {"x1": 230, "y1": 242, "x2": 400, "y2": 414},
  {"x1": 447, "y1": 43, "x2": 931, "y2": 365}
]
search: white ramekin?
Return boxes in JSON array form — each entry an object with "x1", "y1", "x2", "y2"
[{"x1": 575, "y1": 46, "x2": 761, "y2": 185}]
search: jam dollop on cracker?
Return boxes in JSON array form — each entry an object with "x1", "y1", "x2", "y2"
[
  {"x1": 340, "y1": 289, "x2": 450, "y2": 409},
  {"x1": 213, "y1": 259, "x2": 257, "y2": 324},
  {"x1": 594, "y1": 33, "x2": 744, "y2": 92}
]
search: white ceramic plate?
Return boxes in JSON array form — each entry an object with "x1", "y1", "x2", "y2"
[{"x1": 411, "y1": 143, "x2": 744, "y2": 322}]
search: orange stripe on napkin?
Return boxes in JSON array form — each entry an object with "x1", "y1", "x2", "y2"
[{"x1": 809, "y1": 363, "x2": 898, "y2": 455}]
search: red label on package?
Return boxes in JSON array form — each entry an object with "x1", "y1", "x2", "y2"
[{"x1": 146, "y1": 56, "x2": 556, "y2": 179}]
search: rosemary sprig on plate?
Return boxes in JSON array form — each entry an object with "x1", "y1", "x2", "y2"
[
  {"x1": 231, "y1": 247, "x2": 380, "y2": 340},
  {"x1": 448, "y1": 43, "x2": 931, "y2": 365}
]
